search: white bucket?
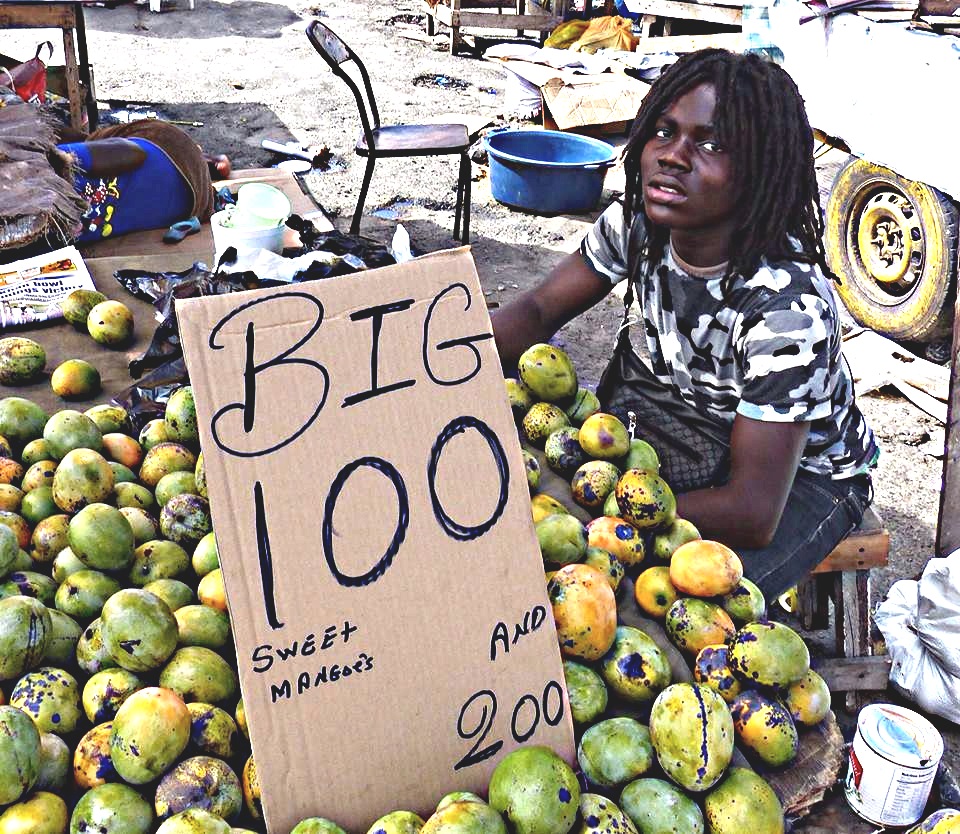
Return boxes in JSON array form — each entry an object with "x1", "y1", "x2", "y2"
[
  {"x1": 845, "y1": 703, "x2": 943, "y2": 827},
  {"x1": 211, "y1": 209, "x2": 286, "y2": 265}
]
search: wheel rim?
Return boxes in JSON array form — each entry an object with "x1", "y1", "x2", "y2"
[{"x1": 849, "y1": 184, "x2": 925, "y2": 300}]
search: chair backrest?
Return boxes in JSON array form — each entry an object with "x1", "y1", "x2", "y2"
[{"x1": 306, "y1": 20, "x2": 381, "y2": 147}]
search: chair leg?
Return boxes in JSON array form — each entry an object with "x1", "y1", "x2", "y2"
[
  {"x1": 462, "y1": 156, "x2": 471, "y2": 244},
  {"x1": 351, "y1": 154, "x2": 377, "y2": 236},
  {"x1": 454, "y1": 153, "x2": 471, "y2": 244}
]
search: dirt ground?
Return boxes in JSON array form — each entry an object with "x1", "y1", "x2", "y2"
[{"x1": 6, "y1": 0, "x2": 955, "y2": 820}]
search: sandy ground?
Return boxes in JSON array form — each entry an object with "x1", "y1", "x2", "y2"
[{"x1": 5, "y1": 0, "x2": 955, "y2": 818}]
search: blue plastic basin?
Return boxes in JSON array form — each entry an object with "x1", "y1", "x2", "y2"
[{"x1": 484, "y1": 129, "x2": 616, "y2": 214}]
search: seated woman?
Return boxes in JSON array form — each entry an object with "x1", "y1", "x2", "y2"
[
  {"x1": 492, "y1": 49, "x2": 880, "y2": 599},
  {"x1": 58, "y1": 120, "x2": 227, "y2": 243}
]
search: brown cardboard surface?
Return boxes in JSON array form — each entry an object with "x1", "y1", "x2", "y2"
[
  {"x1": 2, "y1": 256, "x2": 175, "y2": 414},
  {"x1": 494, "y1": 59, "x2": 649, "y2": 129},
  {"x1": 176, "y1": 247, "x2": 576, "y2": 834},
  {"x1": 79, "y1": 167, "x2": 330, "y2": 263}
]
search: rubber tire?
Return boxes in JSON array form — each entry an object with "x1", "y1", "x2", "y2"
[{"x1": 825, "y1": 158, "x2": 958, "y2": 342}]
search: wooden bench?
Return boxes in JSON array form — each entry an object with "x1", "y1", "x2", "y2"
[{"x1": 798, "y1": 505, "x2": 892, "y2": 701}]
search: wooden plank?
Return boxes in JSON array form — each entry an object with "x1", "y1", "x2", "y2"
[
  {"x1": 0, "y1": 3, "x2": 77, "y2": 29},
  {"x1": 635, "y1": 32, "x2": 743, "y2": 52},
  {"x1": 62, "y1": 27, "x2": 83, "y2": 131},
  {"x1": 937, "y1": 291, "x2": 960, "y2": 556},
  {"x1": 814, "y1": 656, "x2": 891, "y2": 692},
  {"x1": 811, "y1": 530, "x2": 889, "y2": 573},
  {"x1": 454, "y1": 9, "x2": 560, "y2": 26},
  {"x1": 622, "y1": 0, "x2": 742, "y2": 23}
]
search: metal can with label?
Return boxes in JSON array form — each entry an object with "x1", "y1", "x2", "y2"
[{"x1": 845, "y1": 703, "x2": 943, "y2": 827}]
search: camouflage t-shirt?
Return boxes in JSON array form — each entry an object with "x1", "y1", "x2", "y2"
[{"x1": 582, "y1": 201, "x2": 878, "y2": 479}]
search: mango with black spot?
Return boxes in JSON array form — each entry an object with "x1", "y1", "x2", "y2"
[
  {"x1": 0, "y1": 594, "x2": 51, "y2": 681},
  {"x1": 544, "y1": 426, "x2": 586, "y2": 478},
  {"x1": 564, "y1": 388, "x2": 600, "y2": 426},
  {"x1": 101, "y1": 589, "x2": 178, "y2": 673},
  {"x1": 693, "y1": 644, "x2": 742, "y2": 704},
  {"x1": 579, "y1": 413, "x2": 630, "y2": 460},
  {"x1": 522, "y1": 449, "x2": 541, "y2": 493},
  {"x1": 583, "y1": 546, "x2": 624, "y2": 592},
  {"x1": 87, "y1": 299, "x2": 134, "y2": 347},
  {"x1": 155, "y1": 755, "x2": 243, "y2": 822},
  {"x1": 0, "y1": 337, "x2": 46, "y2": 385},
  {"x1": 648, "y1": 682, "x2": 734, "y2": 793},
  {"x1": 600, "y1": 625, "x2": 671, "y2": 704},
  {"x1": 614, "y1": 469, "x2": 676, "y2": 531},
  {"x1": 571, "y1": 460, "x2": 620, "y2": 513},
  {"x1": 518, "y1": 343, "x2": 578, "y2": 403},
  {"x1": 0, "y1": 704, "x2": 41, "y2": 804},
  {"x1": 634, "y1": 566, "x2": 679, "y2": 619},
  {"x1": 729, "y1": 690, "x2": 798, "y2": 768},
  {"x1": 549, "y1": 563, "x2": 617, "y2": 661},
  {"x1": 587, "y1": 516, "x2": 644, "y2": 567},
  {"x1": 572, "y1": 793, "x2": 638, "y2": 834},
  {"x1": 665, "y1": 598, "x2": 736, "y2": 657},
  {"x1": 82, "y1": 668, "x2": 144, "y2": 724},
  {"x1": 52, "y1": 449, "x2": 114, "y2": 514},
  {"x1": 488, "y1": 746, "x2": 580, "y2": 834},
  {"x1": 532, "y1": 493, "x2": 570, "y2": 524},
  {"x1": 728, "y1": 621, "x2": 810, "y2": 688},
  {"x1": 783, "y1": 669, "x2": 831, "y2": 726},
  {"x1": 523, "y1": 403, "x2": 570, "y2": 448},
  {"x1": 721, "y1": 577, "x2": 766, "y2": 626},
  {"x1": 62, "y1": 288, "x2": 107, "y2": 329},
  {"x1": 186, "y1": 702, "x2": 237, "y2": 758},
  {"x1": 620, "y1": 778, "x2": 704, "y2": 834},
  {"x1": 159, "y1": 646, "x2": 238, "y2": 705},
  {"x1": 906, "y1": 809, "x2": 960, "y2": 834},
  {"x1": 110, "y1": 686, "x2": 191, "y2": 784},
  {"x1": 51, "y1": 359, "x2": 101, "y2": 400},
  {"x1": 703, "y1": 767, "x2": 784, "y2": 834},
  {"x1": 10, "y1": 666, "x2": 81, "y2": 734},
  {"x1": 73, "y1": 721, "x2": 116, "y2": 789}
]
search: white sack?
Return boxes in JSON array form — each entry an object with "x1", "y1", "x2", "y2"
[{"x1": 874, "y1": 549, "x2": 960, "y2": 724}]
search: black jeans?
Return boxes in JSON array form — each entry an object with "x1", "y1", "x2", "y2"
[{"x1": 737, "y1": 469, "x2": 873, "y2": 600}]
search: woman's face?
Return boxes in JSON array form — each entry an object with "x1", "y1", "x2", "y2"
[{"x1": 639, "y1": 82, "x2": 739, "y2": 265}]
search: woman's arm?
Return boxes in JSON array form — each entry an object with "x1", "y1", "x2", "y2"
[
  {"x1": 81, "y1": 139, "x2": 147, "y2": 177},
  {"x1": 676, "y1": 415, "x2": 809, "y2": 548},
  {"x1": 491, "y1": 251, "x2": 614, "y2": 369}
]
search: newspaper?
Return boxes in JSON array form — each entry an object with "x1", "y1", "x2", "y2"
[{"x1": 0, "y1": 246, "x2": 96, "y2": 329}]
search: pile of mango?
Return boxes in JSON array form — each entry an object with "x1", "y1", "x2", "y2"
[
  {"x1": 0, "y1": 383, "x2": 279, "y2": 834},
  {"x1": 506, "y1": 342, "x2": 844, "y2": 834}
]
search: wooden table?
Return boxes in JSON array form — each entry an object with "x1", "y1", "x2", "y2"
[{"x1": 0, "y1": 1, "x2": 97, "y2": 131}]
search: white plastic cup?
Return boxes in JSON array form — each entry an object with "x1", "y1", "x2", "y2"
[
  {"x1": 211, "y1": 209, "x2": 286, "y2": 265},
  {"x1": 236, "y1": 183, "x2": 291, "y2": 227}
]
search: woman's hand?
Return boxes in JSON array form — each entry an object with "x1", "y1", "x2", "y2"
[
  {"x1": 491, "y1": 251, "x2": 613, "y2": 370},
  {"x1": 676, "y1": 415, "x2": 810, "y2": 548}
]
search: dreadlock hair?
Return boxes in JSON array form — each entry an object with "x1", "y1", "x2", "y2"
[{"x1": 622, "y1": 49, "x2": 832, "y2": 291}]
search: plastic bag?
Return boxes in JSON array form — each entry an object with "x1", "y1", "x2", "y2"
[
  {"x1": 0, "y1": 42, "x2": 52, "y2": 104},
  {"x1": 571, "y1": 17, "x2": 637, "y2": 54},
  {"x1": 874, "y1": 549, "x2": 960, "y2": 724}
]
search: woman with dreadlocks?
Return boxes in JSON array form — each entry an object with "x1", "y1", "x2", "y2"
[{"x1": 492, "y1": 49, "x2": 879, "y2": 599}]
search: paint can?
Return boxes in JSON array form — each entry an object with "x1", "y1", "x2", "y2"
[{"x1": 845, "y1": 703, "x2": 943, "y2": 827}]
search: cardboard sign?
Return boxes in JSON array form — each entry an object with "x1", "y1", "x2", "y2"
[{"x1": 177, "y1": 248, "x2": 575, "y2": 834}]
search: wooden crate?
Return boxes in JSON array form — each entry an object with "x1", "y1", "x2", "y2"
[{"x1": 421, "y1": 0, "x2": 569, "y2": 53}]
